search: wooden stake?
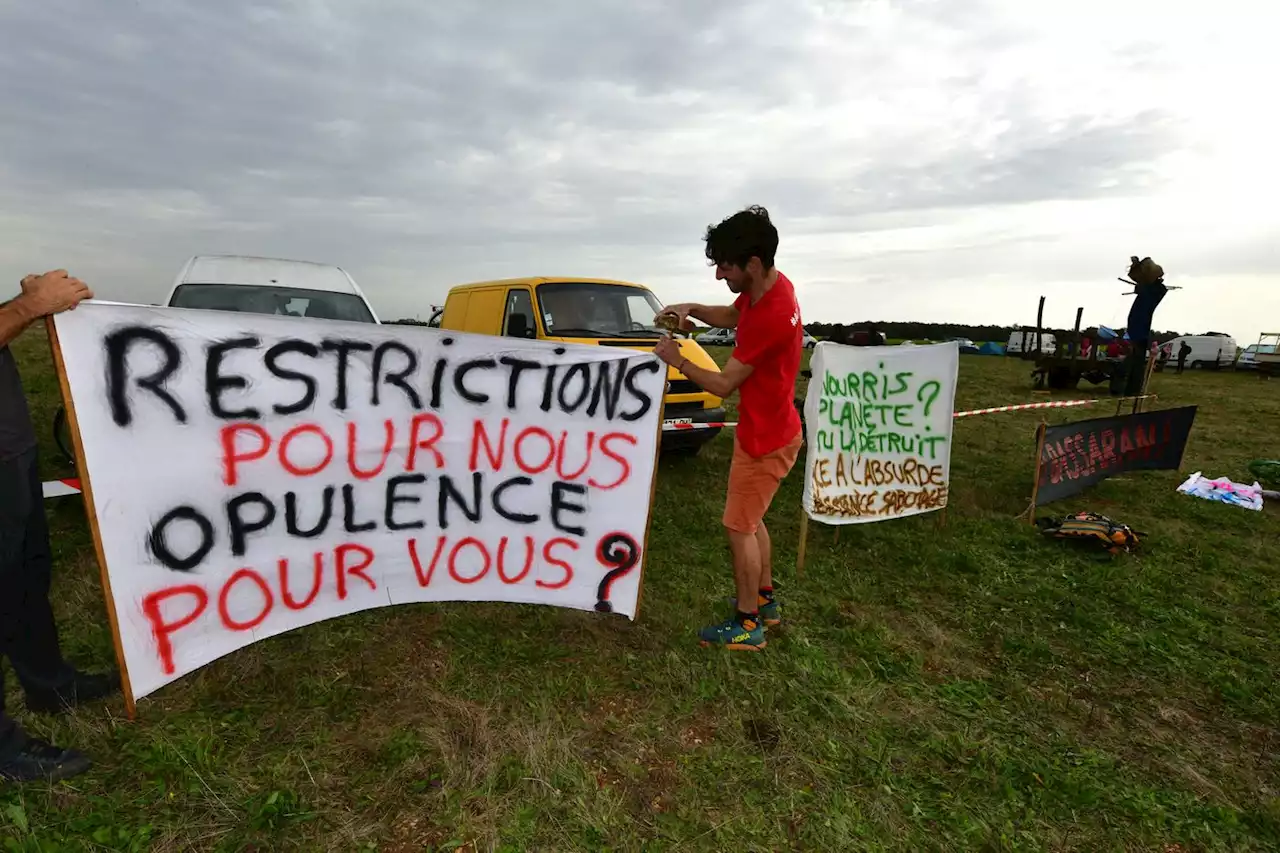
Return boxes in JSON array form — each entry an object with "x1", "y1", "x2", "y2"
[
  {"x1": 1035, "y1": 295, "x2": 1045, "y2": 356},
  {"x1": 795, "y1": 511, "x2": 809, "y2": 578},
  {"x1": 1137, "y1": 348, "x2": 1157, "y2": 412},
  {"x1": 1025, "y1": 421, "x2": 1048, "y2": 524},
  {"x1": 44, "y1": 316, "x2": 137, "y2": 720},
  {"x1": 631, "y1": 394, "x2": 667, "y2": 621}
]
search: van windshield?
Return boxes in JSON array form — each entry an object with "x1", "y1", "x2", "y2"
[
  {"x1": 170, "y1": 284, "x2": 376, "y2": 323},
  {"x1": 537, "y1": 282, "x2": 665, "y2": 337}
]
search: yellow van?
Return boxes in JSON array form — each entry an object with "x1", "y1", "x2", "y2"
[{"x1": 434, "y1": 277, "x2": 726, "y2": 453}]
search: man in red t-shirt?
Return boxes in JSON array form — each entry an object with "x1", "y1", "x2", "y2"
[{"x1": 654, "y1": 206, "x2": 803, "y2": 651}]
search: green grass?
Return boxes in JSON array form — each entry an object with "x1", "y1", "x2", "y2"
[{"x1": 4, "y1": 328, "x2": 1279, "y2": 852}]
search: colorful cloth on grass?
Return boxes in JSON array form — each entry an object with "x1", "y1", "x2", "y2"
[{"x1": 1176, "y1": 472, "x2": 1264, "y2": 511}]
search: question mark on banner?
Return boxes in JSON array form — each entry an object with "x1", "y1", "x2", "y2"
[
  {"x1": 917, "y1": 380, "x2": 942, "y2": 417},
  {"x1": 594, "y1": 532, "x2": 640, "y2": 613}
]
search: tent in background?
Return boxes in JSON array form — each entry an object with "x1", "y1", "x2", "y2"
[{"x1": 978, "y1": 341, "x2": 1005, "y2": 355}]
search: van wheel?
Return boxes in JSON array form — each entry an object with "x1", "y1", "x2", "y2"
[{"x1": 1191, "y1": 360, "x2": 1204, "y2": 370}]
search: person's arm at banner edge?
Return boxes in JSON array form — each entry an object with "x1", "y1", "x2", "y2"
[
  {"x1": 0, "y1": 297, "x2": 39, "y2": 348},
  {"x1": 677, "y1": 356, "x2": 754, "y2": 399},
  {"x1": 0, "y1": 270, "x2": 95, "y2": 347},
  {"x1": 652, "y1": 336, "x2": 754, "y2": 399}
]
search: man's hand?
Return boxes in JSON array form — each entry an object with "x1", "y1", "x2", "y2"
[
  {"x1": 655, "y1": 304, "x2": 695, "y2": 333},
  {"x1": 18, "y1": 269, "x2": 94, "y2": 317},
  {"x1": 653, "y1": 336, "x2": 683, "y2": 367}
]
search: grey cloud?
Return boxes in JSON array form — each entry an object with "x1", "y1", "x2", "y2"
[{"x1": 0, "y1": 0, "x2": 1265, "y2": 335}]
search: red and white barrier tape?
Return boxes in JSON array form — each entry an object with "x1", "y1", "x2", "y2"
[
  {"x1": 662, "y1": 421, "x2": 733, "y2": 431},
  {"x1": 46, "y1": 397, "x2": 1152, "y2": 498},
  {"x1": 953, "y1": 399, "x2": 1096, "y2": 418},
  {"x1": 951, "y1": 395, "x2": 1152, "y2": 419},
  {"x1": 662, "y1": 396, "x2": 1147, "y2": 431},
  {"x1": 42, "y1": 478, "x2": 82, "y2": 498}
]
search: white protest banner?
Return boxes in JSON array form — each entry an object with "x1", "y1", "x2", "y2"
[
  {"x1": 801, "y1": 341, "x2": 959, "y2": 524},
  {"x1": 52, "y1": 303, "x2": 667, "y2": 703}
]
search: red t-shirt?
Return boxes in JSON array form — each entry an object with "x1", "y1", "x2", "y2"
[{"x1": 731, "y1": 272, "x2": 803, "y2": 457}]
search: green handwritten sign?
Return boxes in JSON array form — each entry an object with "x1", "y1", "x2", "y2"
[{"x1": 801, "y1": 342, "x2": 959, "y2": 523}]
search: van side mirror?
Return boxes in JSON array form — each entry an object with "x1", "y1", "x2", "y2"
[{"x1": 507, "y1": 314, "x2": 533, "y2": 338}]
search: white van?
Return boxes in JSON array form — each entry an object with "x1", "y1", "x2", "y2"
[
  {"x1": 165, "y1": 255, "x2": 381, "y2": 324},
  {"x1": 1006, "y1": 330, "x2": 1056, "y2": 355},
  {"x1": 1164, "y1": 333, "x2": 1237, "y2": 370}
]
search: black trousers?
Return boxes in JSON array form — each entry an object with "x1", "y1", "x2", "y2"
[
  {"x1": 0, "y1": 447, "x2": 73, "y2": 759},
  {"x1": 1122, "y1": 343, "x2": 1150, "y2": 396}
]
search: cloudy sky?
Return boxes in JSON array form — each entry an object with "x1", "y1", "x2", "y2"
[{"x1": 2, "y1": 0, "x2": 1277, "y2": 341}]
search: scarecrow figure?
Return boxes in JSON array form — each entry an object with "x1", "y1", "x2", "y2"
[{"x1": 1119, "y1": 256, "x2": 1167, "y2": 396}]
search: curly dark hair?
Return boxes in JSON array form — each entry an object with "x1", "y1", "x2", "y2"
[{"x1": 704, "y1": 205, "x2": 778, "y2": 271}]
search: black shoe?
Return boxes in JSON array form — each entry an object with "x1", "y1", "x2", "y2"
[
  {"x1": 25, "y1": 670, "x2": 121, "y2": 715},
  {"x1": 0, "y1": 738, "x2": 92, "y2": 782}
]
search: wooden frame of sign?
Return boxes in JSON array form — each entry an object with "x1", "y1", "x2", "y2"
[
  {"x1": 46, "y1": 305, "x2": 667, "y2": 709},
  {"x1": 44, "y1": 317, "x2": 139, "y2": 719},
  {"x1": 632, "y1": 393, "x2": 667, "y2": 618},
  {"x1": 1022, "y1": 421, "x2": 1049, "y2": 525},
  {"x1": 793, "y1": 343, "x2": 957, "y2": 573}
]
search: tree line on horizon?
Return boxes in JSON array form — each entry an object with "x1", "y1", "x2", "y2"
[
  {"x1": 386, "y1": 317, "x2": 1198, "y2": 344},
  {"x1": 797, "y1": 321, "x2": 1194, "y2": 344}
]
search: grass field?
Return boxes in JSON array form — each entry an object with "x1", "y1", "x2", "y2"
[{"x1": 3, "y1": 327, "x2": 1279, "y2": 852}]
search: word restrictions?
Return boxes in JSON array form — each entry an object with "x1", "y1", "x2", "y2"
[
  {"x1": 801, "y1": 341, "x2": 959, "y2": 524},
  {"x1": 54, "y1": 303, "x2": 666, "y2": 700}
]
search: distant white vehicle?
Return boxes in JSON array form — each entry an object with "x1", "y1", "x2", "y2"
[
  {"x1": 801, "y1": 330, "x2": 818, "y2": 348},
  {"x1": 1006, "y1": 330, "x2": 1056, "y2": 355},
  {"x1": 1236, "y1": 344, "x2": 1264, "y2": 370},
  {"x1": 1237, "y1": 334, "x2": 1279, "y2": 372},
  {"x1": 1164, "y1": 333, "x2": 1237, "y2": 370},
  {"x1": 697, "y1": 327, "x2": 736, "y2": 346},
  {"x1": 165, "y1": 255, "x2": 380, "y2": 323}
]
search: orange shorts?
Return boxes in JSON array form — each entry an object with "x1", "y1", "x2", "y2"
[{"x1": 723, "y1": 432, "x2": 803, "y2": 534}]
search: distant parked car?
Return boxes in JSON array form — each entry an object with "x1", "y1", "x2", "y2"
[
  {"x1": 802, "y1": 330, "x2": 818, "y2": 348},
  {"x1": 1236, "y1": 337, "x2": 1279, "y2": 373},
  {"x1": 698, "y1": 327, "x2": 736, "y2": 346},
  {"x1": 165, "y1": 255, "x2": 381, "y2": 323},
  {"x1": 946, "y1": 337, "x2": 979, "y2": 353}
]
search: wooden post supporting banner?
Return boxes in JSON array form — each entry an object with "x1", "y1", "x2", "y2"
[
  {"x1": 44, "y1": 317, "x2": 137, "y2": 720},
  {"x1": 632, "y1": 391, "x2": 668, "y2": 621},
  {"x1": 1137, "y1": 349, "x2": 1158, "y2": 413},
  {"x1": 796, "y1": 511, "x2": 809, "y2": 578},
  {"x1": 1035, "y1": 296, "x2": 1045, "y2": 355},
  {"x1": 1022, "y1": 421, "x2": 1049, "y2": 524}
]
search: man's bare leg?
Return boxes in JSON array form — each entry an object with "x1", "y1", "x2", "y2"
[
  {"x1": 727, "y1": 529, "x2": 763, "y2": 614},
  {"x1": 756, "y1": 520, "x2": 773, "y2": 591},
  {"x1": 698, "y1": 526, "x2": 767, "y2": 649}
]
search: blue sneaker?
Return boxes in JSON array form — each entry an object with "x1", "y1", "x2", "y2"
[
  {"x1": 699, "y1": 615, "x2": 767, "y2": 651},
  {"x1": 730, "y1": 596, "x2": 781, "y2": 626}
]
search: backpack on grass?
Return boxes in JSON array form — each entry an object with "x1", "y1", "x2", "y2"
[{"x1": 1036, "y1": 512, "x2": 1143, "y2": 555}]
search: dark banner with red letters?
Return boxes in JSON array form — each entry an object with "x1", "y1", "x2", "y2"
[{"x1": 1035, "y1": 406, "x2": 1196, "y2": 506}]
